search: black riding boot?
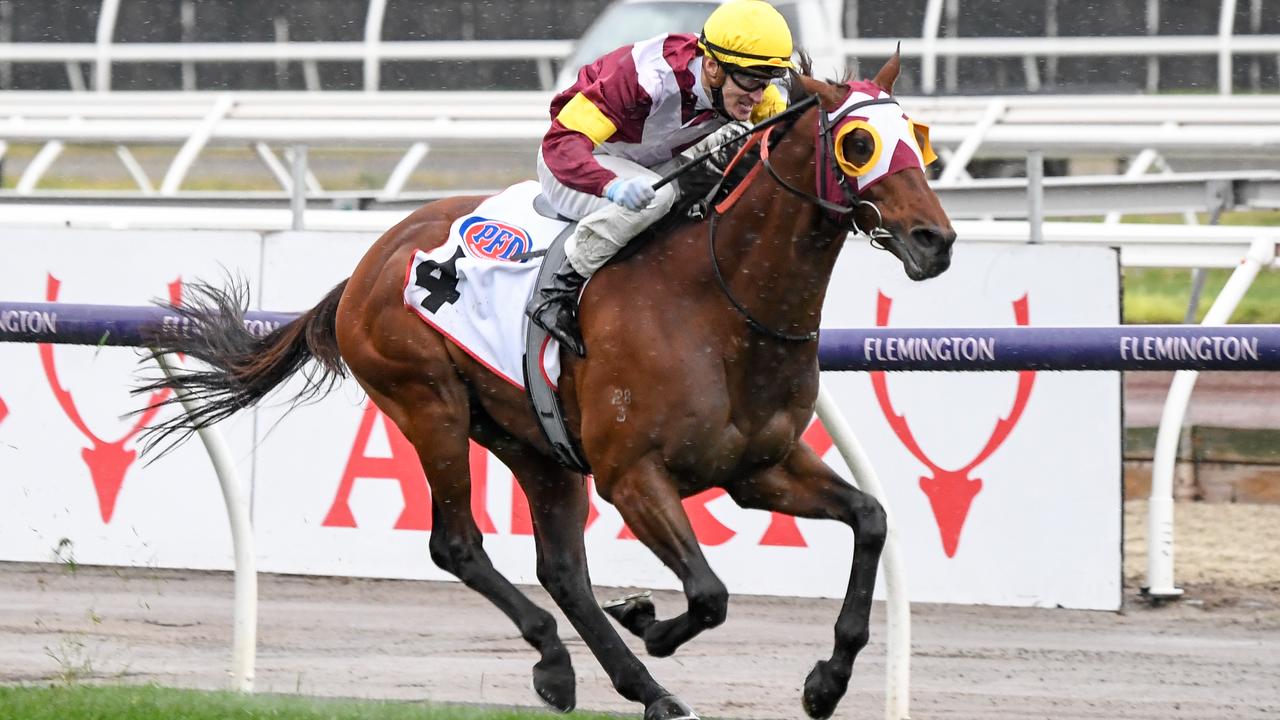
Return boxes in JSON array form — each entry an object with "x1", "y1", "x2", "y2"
[{"x1": 527, "y1": 257, "x2": 588, "y2": 357}]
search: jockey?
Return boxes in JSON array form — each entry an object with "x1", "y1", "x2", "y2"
[{"x1": 527, "y1": 0, "x2": 794, "y2": 356}]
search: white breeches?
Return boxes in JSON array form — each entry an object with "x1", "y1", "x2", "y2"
[
  {"x1": 536, "y1": 151, "x2": 678, "y2": 277},
  {"x1": 536, "y1": 122, "x2": 748, "y2": 277}
]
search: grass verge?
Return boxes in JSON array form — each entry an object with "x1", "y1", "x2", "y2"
[
  {"x1": 1124, "y1": 266, "x2": 1280, "y2": 324},
  {"x1": 1117, "y1": 211, "x2": 1280, "y2": 324},
  {"x1": 0, "y1": 685, "x2": 623, "y2": 720}
]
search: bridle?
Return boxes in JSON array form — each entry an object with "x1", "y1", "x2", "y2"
[{"x1": 699, "y1": 89, "x2": 904, "y2": 343}]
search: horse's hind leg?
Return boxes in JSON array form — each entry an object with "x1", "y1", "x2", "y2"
[
  {"x1": 493, "y1": 444, "x2": 698, "y2": 720},
  {"x1": 726, "y1": 443, "x2": 887, "y2": 720},
  {"x1": 600, "y1": 459, "x2": 730, "y2": 659},
  {"x1": 362, "y1": 384, "x2": 576, "y2": 712}
]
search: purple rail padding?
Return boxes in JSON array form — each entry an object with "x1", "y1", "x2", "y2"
[
  {"x1": 3, "y1": 302, "x2": 1280, "y2": 371},
  {"x1": 818, "y1": 325, "x2": 1280, "y2": 371},
  {"x1": 0, "y1": 302, "x2": 296, "y2": 348}
]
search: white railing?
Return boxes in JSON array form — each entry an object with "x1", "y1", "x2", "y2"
[
  {"x1": 5, "y1": 171, "x2": 1278, "y2": 223},
  {"x1": 0, "y1": 201, "x2": 1274, "y2": 268},
  {"x1": 0, "y1": 0, "x2": 1277, "y2": 93},
  {"x1": 3, "y1": 91, "x2": 1279, "y2": 199}
]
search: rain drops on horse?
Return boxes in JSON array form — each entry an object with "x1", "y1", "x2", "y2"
[{"x1": 139, "y1": 54, "x2": 954, "y2": 720}]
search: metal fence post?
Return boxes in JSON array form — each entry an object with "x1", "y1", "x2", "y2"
[
  {"x1": 291, "y1": 144, "x2": 308, "y2": 231},
  {"x1": 1027, "y1": 151, "x2": 1045, "y2": 244}
]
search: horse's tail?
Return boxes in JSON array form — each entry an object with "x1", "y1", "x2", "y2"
[{"x1": 136, "y1": 278, "x2": 349, "y2": 455}]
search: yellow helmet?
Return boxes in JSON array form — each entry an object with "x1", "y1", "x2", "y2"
[{"x1": 699, "y1": 0, "x2": 794, "y2": 73}]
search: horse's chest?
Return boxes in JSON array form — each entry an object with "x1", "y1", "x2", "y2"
[
  {"x1": 737, "y1": 416, "x2": 800, "y2": 466},
  {"x1": 686, "y1": 412, "x2": 801, "y2": 482}
]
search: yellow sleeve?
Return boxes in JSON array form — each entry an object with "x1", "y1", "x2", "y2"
[
  {"x1": 749, "y1": 84, "x2": 787, "y2": 124},
  {"x1": 555, "y1": 92, "x2": 618, "y2": 146}
]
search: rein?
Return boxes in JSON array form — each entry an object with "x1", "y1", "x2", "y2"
[
  {"x1": 701, "y1": 93, "x2": 898, "y2": 344},
  {"x1": 706, "y1": 121, "x2": 821, "y2": 342}
]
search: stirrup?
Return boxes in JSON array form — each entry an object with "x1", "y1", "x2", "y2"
[{"x1": 529, "y1": 300, "x2": 585, "y2": 357}]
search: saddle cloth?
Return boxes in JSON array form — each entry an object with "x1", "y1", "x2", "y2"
[{"x1": 403, "y1": 180, "x2": 571, "y2": 389}]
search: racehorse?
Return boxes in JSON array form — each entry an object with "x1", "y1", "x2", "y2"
[{"x1": 140, "y1": 53, "x2": 954, "y2": 720}]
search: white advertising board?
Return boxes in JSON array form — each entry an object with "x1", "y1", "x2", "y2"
[
  {"x1": 250, "y1": 234, "x2": 1120, "y2": 610},
  {"x1": 0, "y1": 229, "x2": 262, "y2": 571},
  {"x1": 822, "y1": 242, "x2": 1122, "y2": 609},
  {"x1": 0, "y1": 229, "x2": 1120, "y2": 610}
]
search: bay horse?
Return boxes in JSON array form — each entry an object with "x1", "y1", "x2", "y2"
[{"x1": 141, "y1": 54, "x2": 954, "y2": 720}]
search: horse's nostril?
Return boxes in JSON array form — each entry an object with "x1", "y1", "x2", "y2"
[{"x1": 911, "y1": 225, "x2": 956, "y2": 249}]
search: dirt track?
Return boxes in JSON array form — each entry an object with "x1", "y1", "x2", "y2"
[{"x1": 1, "y1": 500, "x2": 1278, "y2": 719}]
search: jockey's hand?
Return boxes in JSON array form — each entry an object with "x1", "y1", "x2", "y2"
[{"x1": 604, "y1": 176, "x2": 656, "y2": 211}]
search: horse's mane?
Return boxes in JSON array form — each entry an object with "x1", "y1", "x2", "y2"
[{"x1": 659, "y1": 53, "x2": 817, "y2": 229}]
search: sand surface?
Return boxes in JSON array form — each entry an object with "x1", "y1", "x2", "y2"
[{"x1": 1, "y1": 500, "x2": 1277, "y2": 719}]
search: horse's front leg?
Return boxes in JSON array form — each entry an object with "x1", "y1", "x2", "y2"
[
  {"x1": 601, "y1": 458, "x2": 730, "y2": 659},
  {"x1": 518, "y1": 453, "x2": 699, "y2": 720},
  {"x1": 726, "y1": 443, "x2": 887, "y2": 720}
]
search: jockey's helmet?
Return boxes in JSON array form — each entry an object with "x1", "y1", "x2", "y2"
[{"x1": 699, "y1": 0, "x2": 794, "y2": 78}]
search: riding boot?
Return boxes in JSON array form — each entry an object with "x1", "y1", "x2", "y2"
[{"x1": 526, "y1": 257, "x2": 588, "y2": 357}]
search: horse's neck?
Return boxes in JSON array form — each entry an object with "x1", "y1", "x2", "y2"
[{"x1": 712, "y1": 142, "x2": 844, "y2": 342}]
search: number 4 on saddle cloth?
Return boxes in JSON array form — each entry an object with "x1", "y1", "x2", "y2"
[{"x1": 403, "y1": 180, "x2": 589, "y2": 472}]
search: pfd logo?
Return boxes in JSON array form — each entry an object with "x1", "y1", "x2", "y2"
[{"x1": 459, "y1": 217, "x2": 531, "y2": 262}]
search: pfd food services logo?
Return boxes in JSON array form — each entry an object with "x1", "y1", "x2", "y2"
[{"x1": 459, "y1": 217, "x2": 532, "y2": 262}]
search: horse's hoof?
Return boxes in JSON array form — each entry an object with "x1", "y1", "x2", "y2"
[
  {"x1": 644, "y1": 693, "x2": 699, "y2": 720},
  {"x1": 531, "y1": 657, "x2": 576, "y2": 713},
  {"x1": 602, "y1": 590, "x2": 656, "y2": 637},
  {"x1": 802, "y1": 659, "x2": 848, "y2": 719}
]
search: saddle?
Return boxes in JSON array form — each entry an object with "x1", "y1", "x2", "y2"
[
  {"x1": 400, "y1": 180, "x2": 590, "y2": 474},
  {"x1": 523, "y1": 197, "x2": 592, "y2": 474}
]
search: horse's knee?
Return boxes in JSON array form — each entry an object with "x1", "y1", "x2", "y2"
[
  {"x1": 428, "y1": 531, "x2": 481, "y2": 578},
  {"x1": 848, "y1": 493, "x2": 887, "y2": 552},
  {"x1": 536, "y1": 552, "x2": 581, "y2": 603},
  {"x1": 686, "y1": 575, "x2": 729, "y2": 629}
]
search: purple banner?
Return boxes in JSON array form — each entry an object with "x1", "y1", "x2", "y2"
[
  {"x1": 2, "y1": 302, "x2": 1279, "y2": 371},
  {"x1": 0, "y1": 302, "x2": 294, "y2": 348},
  {"x1": 818, "y1": 325, "x2": 1280, "y2": 371}
]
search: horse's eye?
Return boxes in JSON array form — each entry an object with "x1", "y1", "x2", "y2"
[
  {"x1": 847, "y1": 132, "x2": 876, "y2": 164},
  {"x1": 834, "y1": 121, "x2": 882, "y2": 177}
]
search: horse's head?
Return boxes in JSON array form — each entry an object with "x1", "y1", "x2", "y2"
[{"x1": 794, "y1": 54, "x2": 955, "y2": 280}]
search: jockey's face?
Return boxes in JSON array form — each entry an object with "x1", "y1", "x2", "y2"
[{"x1": 704, "y1": 58, "x2": 766, "y2": 122}]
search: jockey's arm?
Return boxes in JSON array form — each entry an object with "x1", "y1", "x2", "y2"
[
  {"x1": 541, "y1": 95, "x2": 622, "y2": 198},
  {"x1": 542, "y1": 52, "x2": 659, "y2": 198}
]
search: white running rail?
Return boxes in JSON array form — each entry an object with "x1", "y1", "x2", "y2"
[{"x1": 0, "y1": 0, "x2": 1277, "y2": 93}]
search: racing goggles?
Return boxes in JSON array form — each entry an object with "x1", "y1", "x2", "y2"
[{"x1": 725, "y1": 65, "x2": 787, "y2": 93}]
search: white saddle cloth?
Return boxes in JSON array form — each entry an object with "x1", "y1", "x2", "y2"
[{"x1": 403, "y1": 180, "x2": 571, "y2": 389}]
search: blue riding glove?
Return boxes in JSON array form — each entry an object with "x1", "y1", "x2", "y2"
[{"x1": 604, "y1": 176, "x2": 657, "y2": 211}]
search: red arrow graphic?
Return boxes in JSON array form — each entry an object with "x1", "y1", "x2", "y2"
[
  {"x1": 871, "y1": 292, "x2": 1036, "y2": 557},
  {"x1": 41, "y1": 275, "x2": 182, "y2": 522}
]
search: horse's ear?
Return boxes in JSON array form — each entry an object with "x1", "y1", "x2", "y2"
[
  {"x1": 800, "y1": 75, "x2": 844, "y2": 111},
  {"x1": 873, "y1": 43, "x2": 901, "y2": 94},
  {"x1": 798, "y1": 75, "x2": 824, "y2": 99}
]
